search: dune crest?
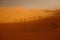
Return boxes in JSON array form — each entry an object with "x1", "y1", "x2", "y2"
[{"x1": 0, "y1": 7, "x2": 55, "y2": 23}]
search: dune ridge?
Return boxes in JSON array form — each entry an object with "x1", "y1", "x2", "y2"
[
  {"x1": 0, "y1": 7, "x2": 55, "y2": 23},
  {"x1": 0, "y1": 13, "x2": 60, "y2": 40}
]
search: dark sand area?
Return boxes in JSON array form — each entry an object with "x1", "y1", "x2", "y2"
[{"x1": 0, "y1": 15, "x2": 60, "y2": 40}]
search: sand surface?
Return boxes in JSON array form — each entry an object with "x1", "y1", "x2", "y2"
[
  {"x1": 0, "y1": 7, "x2": 60, "y2": 40},
  {"x1": 0, "y1": 7, "x2": 54, "y2": 23},
  {"x1": 0, "y1": 13, "x2": 60, "y2": 40}
]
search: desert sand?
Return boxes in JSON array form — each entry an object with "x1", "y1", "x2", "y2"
[{"x1": 0, "y1": 8, "x2": 60, "y2": 40}]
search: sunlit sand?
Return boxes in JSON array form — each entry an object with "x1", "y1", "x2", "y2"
[
  {"x1": 0, "y1": 7, "x2": 55, "y2": 23},
  {"x1": 0, "y1": 7, "x2": 60, "y2": 40}
]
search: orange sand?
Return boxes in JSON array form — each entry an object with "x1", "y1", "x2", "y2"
[
  {"x1": 0, "y1": 15, "x2": 60, "y2": 40},
  {"x1": 0, "y1": 7, "x2": 54, "y2": 23},
  {"x1": 0, "y1": 7, "x2": 60, "y2": 40}
]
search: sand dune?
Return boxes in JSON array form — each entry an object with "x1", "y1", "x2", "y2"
[
  {"x1": 0, "y1": 7, "x2": 54, "y2": 23},
  {"x1": 0, "y1": 7, "x2": 60, "y2": 40},
  {"x1": 0, "y1": 13, "x2": 60, "y2": 40}
]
